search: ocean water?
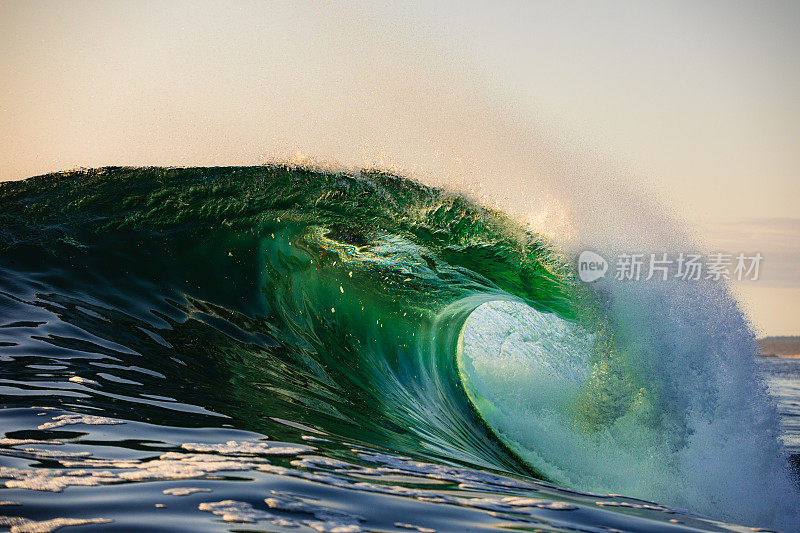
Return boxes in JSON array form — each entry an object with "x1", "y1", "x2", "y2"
[
  {"x1": 759, "y1": 357, "x2": 800, "y2": 453},
  {"x1": 0, "y1": 166, "x2": 798, "y2": 532}
]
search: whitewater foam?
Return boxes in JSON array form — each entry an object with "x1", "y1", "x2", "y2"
[{"x1": 460, "y1": 287, "x2": 799, "y2": 528}]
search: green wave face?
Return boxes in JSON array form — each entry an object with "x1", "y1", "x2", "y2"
[{"x1": 0, "y1": 165, "x2": 576, "y2": 475}]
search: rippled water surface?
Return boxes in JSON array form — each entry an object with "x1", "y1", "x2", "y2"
[{"x1": 759, "y1": 357, "x2": 800, "y2": 453}]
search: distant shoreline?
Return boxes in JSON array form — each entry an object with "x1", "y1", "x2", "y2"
[{"x1": 757, "y1": 336, "x2": 800, "y2": 358}]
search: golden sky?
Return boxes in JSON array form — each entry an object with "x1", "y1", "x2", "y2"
[{"x1": 1, "y1": 1, "x2": 798, "y2": 334}]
